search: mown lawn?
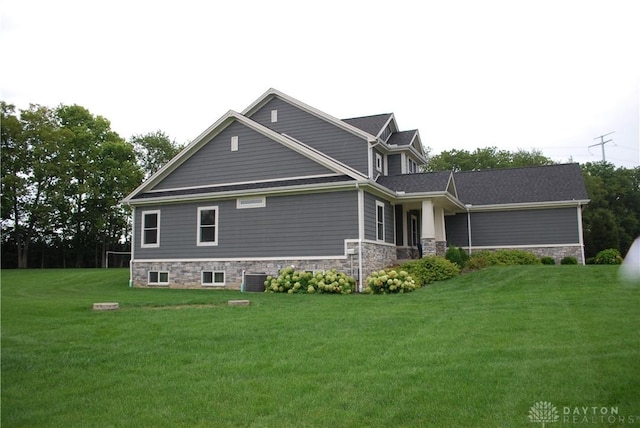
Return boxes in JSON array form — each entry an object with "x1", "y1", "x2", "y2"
[{"x1": 2, "y1": 266, "x2": 639, "y2": 427}]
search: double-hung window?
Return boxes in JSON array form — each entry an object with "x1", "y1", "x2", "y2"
[
  {"x1": 376, "y1": 201, "x2": 385, "y2": 242},
  {"x1": 197, "y1": 206, "x2": 218, "y2": 246},
  {"x1": 141, "y1": 210, "x2": 160, "y2": 248}
]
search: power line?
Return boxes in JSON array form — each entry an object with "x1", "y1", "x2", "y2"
[{"x1": 588, "y1": 132, "x2": 615, "y2": 161}]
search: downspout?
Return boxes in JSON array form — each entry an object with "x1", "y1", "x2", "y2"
[
  {"x1": 129, "y1": 205, "x2": 135, "y2": 287},
  {"x1": 577, "y1": 202, "x2": 586, "y2": 265},
  {"x1": 465, "y1": 204, "x2": 472, "y2": 255},
  {"x1": 357, "y1": 184, "x2": 364, "y2": 293}
]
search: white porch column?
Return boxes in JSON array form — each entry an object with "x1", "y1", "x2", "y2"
[
  {"x1": 421, "y1": 200, "x2": 435, "y2": 239},
  {"x1": 421, "y1": 200, "x2": 436, "y2": 256},
  {"x1": 434, "y1": 206, "x2": 446, "y2": 242},
  {"x1": 434, "y1": 206, "x2": 447, "y2": 256}
]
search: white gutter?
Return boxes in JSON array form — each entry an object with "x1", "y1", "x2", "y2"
[{"x1": 465, "y1": 199, "x2": 591, "y2": 211}]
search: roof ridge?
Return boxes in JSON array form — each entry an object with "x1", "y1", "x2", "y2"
[
  {"x1": 453, "y1": 162, "x2": 579, "y2": 174},
  {"x1": 342, "y1": 113, "x2": 393, "y2": 121}
]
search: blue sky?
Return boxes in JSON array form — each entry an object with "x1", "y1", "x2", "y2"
[{"x1": 1, "y1": 0, "x2": 638, "y2": 168}]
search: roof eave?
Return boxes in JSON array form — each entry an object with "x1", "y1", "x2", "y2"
[
  {"x1": 466, "y1": 199, "x2": 591, "y2": 211},
  {"x1": 126, "y1": 181, "x2": 360, "y2": 206}
]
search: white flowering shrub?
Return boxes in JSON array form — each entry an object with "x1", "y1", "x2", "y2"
[
  {"x1": 364, "y1": 269, "x2": 417, "y2": 294},
  {"x1": 264, "y1": 267, "x2": 355, "y2": 294}
]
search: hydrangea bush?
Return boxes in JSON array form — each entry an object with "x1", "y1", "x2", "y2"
[
  {"x1": 264, "y1": 267, "x2": 355, "y2": 294},
  {"x1": 364, "y1": 269, "x2": 417, "y2": 294}
]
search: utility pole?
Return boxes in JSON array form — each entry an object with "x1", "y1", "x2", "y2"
[{"x1": 589, "y1": 132, "x2": 615, "y2": 162}]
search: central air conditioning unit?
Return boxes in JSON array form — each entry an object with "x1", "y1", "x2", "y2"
[{"x1": 243, "y1": 272, "x2": 267, "y2": 292}]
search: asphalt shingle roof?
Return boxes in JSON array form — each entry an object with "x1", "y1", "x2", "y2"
[
  {"x1": 342, "y1": 114, "x2": 392, "y2": 136},
  {"x1": 387, "y1": 130, "x2": 417, "y2": 146},
  {"x1": 377, "y1": 171, "x2": 452, "y2": 193},
  {"x1": 453, "y1": 163, "x2": 588, "y2": 205},
  {"x1": 134, "y1": 175, "x2": 355, "y2": 200}
]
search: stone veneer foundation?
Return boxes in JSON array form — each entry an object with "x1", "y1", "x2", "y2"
[
  {"x1": 132, "y1": 241, "x2": 400, "y2": 291},
  {"x1": 131, "y1": 244, "x2": 584, "y2": 290}
]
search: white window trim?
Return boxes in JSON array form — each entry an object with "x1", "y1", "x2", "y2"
[
  {"x1": 236, "y1": 197, "x2": 266, "y2": 209},
  {"x1": 231, "y1": 136, "x2": 238, "y2": 152},
  {"x1": 201, "y1": 270, "x2": 225, "y2": 286},
  {"x1": 197, "y1": 206, "x2": 219, "y2": 246},
  {"x1": 375, "y1": 153, "x2": 383, "y2": 173},
  {"x1": 141, "y1": 210, "x2": 160, "y2": 248},
  {"x1": 376, "y1": 201, "x2": 385, "y2": 242},
  {"x1": 271, "y1": 109, "x2": 278, "y2": 123},
  {"x1": 148, "y1": 270, "x2": 169, "y2": 285}
]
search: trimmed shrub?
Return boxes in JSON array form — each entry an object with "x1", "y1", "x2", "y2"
[
  {"x1": 365, "y1": 269, "x2": 417, "y2": 294},
  {"x1": 265, "y1": 267, "x2": 355, "y2": 294},
  {"x1": 401, "y1": 256, "x2": 460, "y2": 286},
  {"x1": 468, "y1": 249, "x2": 542, "y2": 270},
  {"x1": 445, "y1": 246, "x2": 470, "y2": 268},
  {"x1": 540, "y1": 256, "x2": 556, "y2": 265},
  {"x1": 560, "y1": 256, "x2": 578, "y2": 265},
  {"x1": 593, "y1": 248, "x2": 623, "y2": 265}
]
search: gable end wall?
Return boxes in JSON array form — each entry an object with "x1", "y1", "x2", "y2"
[
  {"x1": 152, "y1": 121, "x2": 333, "y2": 191},
  {"x1": 248, "y1": 98, "x2": 370, "y2": 175}
]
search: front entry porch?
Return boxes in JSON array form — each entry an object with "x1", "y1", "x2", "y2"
[{"x1": 395, "y1": 199, "x2": 449, "y2": 259}]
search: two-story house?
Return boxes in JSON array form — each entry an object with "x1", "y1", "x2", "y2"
[{"x1": 123, "y1": 88, "x2": 589, "y2": 291}]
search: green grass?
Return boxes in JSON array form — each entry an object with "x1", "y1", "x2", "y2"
[{"x1": 2, "y1": 266, "x2": 639, "y2": 427}]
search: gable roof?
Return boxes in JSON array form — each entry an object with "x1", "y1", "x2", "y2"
[
  {"x1": 387, "y1": 130, "x2": 417, "y2": 146},
  {"x1": 453, "y1": 163, "x2": 589, "y2": 206},
  {"x1": 241, "y1": 88, "x2": 377, "y2": 142},
  {"x1": 342, "y1": 114, "x2": 393, "y2": 137},
  {"x1": 123, "y1": 109, "x2": 367, "y2": 202}
]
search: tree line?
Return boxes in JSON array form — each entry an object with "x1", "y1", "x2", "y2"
[
  {"x1": 2, "y1": 103, "x2": 638, "y2": 268},
  {"x1": 1, "y1": 102, "x2": 182, "y2": 268}
]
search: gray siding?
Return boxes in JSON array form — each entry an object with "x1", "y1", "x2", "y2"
[
  {"x1": 445, "y1": 207, "x2": 580, "y2": 247},
  {"x1": 364, "y1": 192, "x2": 394, "y2": 243},
  {"x1": 153, "y1": 121, "x2": 333, "y2": 190},
  {"x1": 388, "y1": 154, "x2": 402, "y2": 175},
  {"x1": 134, "y1": 191, "x2": 359, "y2": 259},
  {"x1": 249, "y1": 98, "x2": 370, "y2": 175}
]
